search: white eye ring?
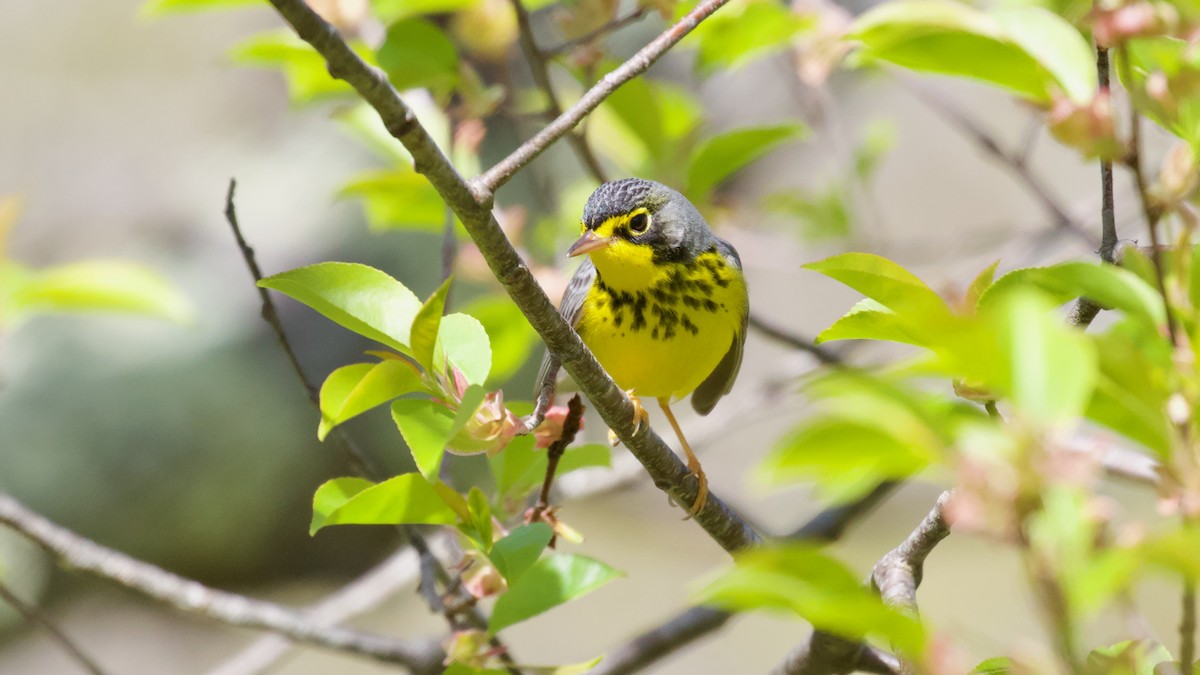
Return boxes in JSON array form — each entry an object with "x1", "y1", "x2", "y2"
[{"x1": 629, "y1": 211, "x2": 651, "y2": 234}]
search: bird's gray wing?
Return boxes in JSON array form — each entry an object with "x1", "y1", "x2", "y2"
[
  {"x1": 691, "y1": 238, "x2": 747, "y2": 416},
  {"x1": 533, "y1": 258, "x2": 597, "y2": 398}
]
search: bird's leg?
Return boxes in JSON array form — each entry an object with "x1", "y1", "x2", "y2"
[
  {"x1": 607, "y1": 389, "x2": 649, "y2": 447},
  {"x1": 657, "y1": 397, "x2": 708, "y2": 518}
]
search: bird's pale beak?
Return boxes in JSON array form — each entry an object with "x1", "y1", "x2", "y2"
[{"x1": 567, "y1": 230, "x2": 612, "y2": 257}]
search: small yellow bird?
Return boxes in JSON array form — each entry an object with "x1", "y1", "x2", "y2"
[{"x1": 538, "y1": 178, "x2": 749, "y2": 516}]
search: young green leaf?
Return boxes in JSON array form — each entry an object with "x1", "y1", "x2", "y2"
[
  {"x1": 231, "y1": 30, "x2": 371, "y2": 103},
  {"x1": 992, "y1": 291, "x2": 1097, "y2": 424},
  {"x1": 697, "y1": 544, "x2": 926, "y2": 655},
  {"x1": 970, "y1": 657, "x2": 1014, "y2": 674},
  {"x1": 686, "y1": 123, "x2": 809, "y2": 199},
  {"x1": 436, "y1": 313, "x2": 492, "y2": 386},
  {"x1": 965, "y1": 260, "x2": 1001, "y2": 309},
  {"x1": 460, "y1": 295, "x2": 539, "y2": 383},
  {"x1": 411, "y1": 277, "x2": 453, "y2": 375},
  {"x1": 688, "y1": 1, "x2": 814, "y2": 72},
  {"x1": 310, "y1": 474, "x2": 457, "y2": 534},
  {"x1": 338, "y1": 168, "x2": 445, "y2": 232},
  {"x1": 803, "y1": 252, "x2": 952, "y2": 323},
  {"x1": 851, "y1": 0, "x2": 1095, "y2": 104},
  {"x1": 489, "y1": 523, "x2": 554, "y2": 582},
  {"x1": 373, "y1": 0, "x2": 477, "y2": 22},
  {"x1": 1085, "y1": 640, "x2": 1172, "y2": 675},
  {"x1": 467, "y1": 486, "x2": 494, "y2": 551},
  {"x1": 815, "y1": 299, "x2": 923, "y2": 346},
  {"x1": 318, "y1": 360, "x2": 425, "y2": 440},
  {"x1": 489, "y1": 554, "x2": 623, "y2": 634},
  {"x1": 377, "y1": 18, "x2": 459, "y2": 93},
  {"x1": 391, "y1": 399, "x2": 457, "y2": 479},
  {"x1": 258, "y1": 262, "x2": 422, "y2": 354},
  {"x1": 979, "y1": 262, "x2": 1165, "y2": 327},
  {"x1": 141, "y1": 0, "x2": 257, "y2": 16},
  {"x1": 13, "y1": 260, "x2": 194, "y2": 324}
]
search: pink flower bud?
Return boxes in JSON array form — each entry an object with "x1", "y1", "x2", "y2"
[{"x1": 447, "y1": 390, "x2": 521, "y2": 456}]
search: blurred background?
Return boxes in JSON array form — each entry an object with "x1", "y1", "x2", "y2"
[{"x1": 0, "y1": 0, "x2": 1176, "y2": 672}]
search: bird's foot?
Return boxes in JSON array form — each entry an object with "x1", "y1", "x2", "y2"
[
  {"x1": 607, "y1": 389, "x2": 649, "y2": 447},
  {"x1": 684, "y1": 455, "x2": 709, "y2": 519}
]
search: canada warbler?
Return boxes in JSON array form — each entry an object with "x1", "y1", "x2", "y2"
[{"x1": 538, "y1": 178, "x2": 749, "y2": 516}]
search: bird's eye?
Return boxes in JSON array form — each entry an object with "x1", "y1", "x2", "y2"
[{"x1": 628, "y1": 211, "x2": 651, "y2": 234}]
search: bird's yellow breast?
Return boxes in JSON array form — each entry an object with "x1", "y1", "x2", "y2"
[{"x1": 575, "y1": 248, "x2": 747, "y2": 401}]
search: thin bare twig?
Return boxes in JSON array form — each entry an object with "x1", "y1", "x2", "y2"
[
  {"x1": 1182, "y1": 582, "x2": 1196, "y2": 671},
  {"x1": 0, "y1": 493, "x2": 444, "y2": 672},
  {"x1": 0, "y1": 577, "x2": 107, "y2": 675},
  {"x1": 208, "y1": 543, "x2": 439, "y2": 675},
  {"x1": 265, "y1": 0, "x2": 760, "y2": 554},
  {"x1": 1072, "y1": 40, "x2": 1120, "y2": 329},
  {"x1": 476, "y1": 0, "x2": 732, "y2": 193},
  {"x1": 899, "y1": 77, "x2": 1095, "y2": 249},
  {"x1": 747, "y1": 313, "x2": 843, "y2": 365},
  {"x1": 542, "y1": 7, "x2": 652, "y2": 57},
  {"x1": 510, "y1": 0, "x2": 608, "y2": 183}
]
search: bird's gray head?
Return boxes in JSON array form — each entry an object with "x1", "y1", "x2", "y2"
[{"x1": 573, "y1": 178, "x2": 713, "y2": 264}]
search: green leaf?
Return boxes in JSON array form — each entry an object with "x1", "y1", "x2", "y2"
[
  {"x1": 13, "y1": 260, "x2": 194, "y2": 323},
  {"x1": 760, "y1": 418, "x2": 931, "y2": 501},
  {"x1": 598, "y1": 74, "x2": 666, "y2": 166},
  {"x1": 803, "y1": 252, "x2": 952, "y2": 323},
  {"x1": 318, "y1": 360, "x2": 425, "y2": 440},
  {"x1": 815, "y1": 299, "x2": 923, "y2": 346},
  {"x1": 993, "y1": 291, "x2": 1097, "y2": 424},
  {"x1": 411, "y1": 277, "x2": 453, "y2": 375},
  {"x1": 141, "y1": 0, "x2": 256, "y2": 15},
  {"x1": 338, "y1": 168, "x2": 445, "y2": 232},
  {"x1": 850, "y1": 0, "x2": 1095, "y2": 104},
  {"x1": 436, "y1": 313, "x2": 492, "y2": 386},
  {"x1": 989, "y1": 7, "x2": 1096, "y2": 103},
  {"x1": 258, "y1": 262, "x2": 422, "y2": 354},
  {"x1": 391, "y1": 399, "x2": 456, "y2": 479},
  {"x1": 515, "y1": 657, "x2": 605, "y2": 675},
  {"x1": 1086, "y1": 640, "x2": 1173, "y2": 675},
  {"x1": 334, "y1": 105, "x2": 415, "y2": 165},
  {"x1": 980, "y1": 262, "x2": 1165, "y2": 327},
  {"x1": 489, "y1": 523, "x2": 554, "y2": 582},
  {"x1": 971, "y1": 657, "x2": 1013, "y2": 674},
  {"x1": 373, "y1": 0, "x2": 478, "y2": 22},
  {"x1": 377, "y1": 18, "x2": 459, "y2": 93},
  {"x1": 697, "y1": 544, "x2": 926, "y2": 655},
  {"x1": 467, "y1": 486, "x2": 494, "y2": 550},
  {"x1": 966, "y1": 260, "x2": 1001, "y2": 309},
  {"x1": 489, "y1": 439, "x2": 610, "y2": 504},
  {"x1": 687, "y1": 123, "x2": 808, "y2": 199},
  {"x1": 688, "y1": 1, "x2": 815, "y2": 72},
  {"x1": 489, "y1": 554, "x2": 623, "y2": 634},
  {"x1": 231, "y1": 30, "x2": 373, "y2": 103},
  {"x1": 310, "y1": 474, "x2": 457, "y2": 534},
  {"x1": 460, "y1": 295, "x2": 539, "y2": 383}
]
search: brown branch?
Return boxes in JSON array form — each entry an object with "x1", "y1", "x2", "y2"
[
  {"x1": 0, "y1": 493, "x2": 444, "y2": 673},
  {"x1": 541, "y1": 7, "x2": 652, "y2": 57},
  {"x1": 264, "y1": 0, "x2": 760, "y2": 554},
  {"x1": 510, "y1": 0, "x2": 608, "y2": 183},
  {"x1": 747, "y1": 312, "x2": 843, "y2": 365},
  {"x1": 1072, "y1": 38, "x2": 1120, "y2": 329},
  {"x1": 1182, "y1": 581, "x2": 1196, "y2": 671},
  {"x1": 590, "y1": 483, "x2": 901, "y2": 675},
  {"x1": 0, "y1": 577, "x2": 108, "y2": 675},
  {"x1": 899, "y1": 77, "x2": 1096, "y2": 249},
  {"x1": 769, "y1": 636, "x2": 900, "y2": 675},
  {"x1": 476, "y1": 0, "x2": 732, "y2": 192},
  {"x1": 870, "y1": 490, "x2": 952, "y2": 616},
  {"x1": 208, "y1": 543, "x2": 440, "y2": 675}
]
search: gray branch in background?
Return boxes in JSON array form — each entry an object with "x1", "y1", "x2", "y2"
[
  {"x1": 0, "y1": 494, "x2": 444, "y2": 673},
  {"x1": 870, "y1": 490, "x2": 952, "y2": 615},
  {"x1": 264, "y1": 0, "x2": 761, "y2": 554},
  {"x1": 0, "y1": 577, "x2": 108, "y2": 675}
]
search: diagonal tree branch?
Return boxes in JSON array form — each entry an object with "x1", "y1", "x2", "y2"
[
  {"x1": 0, "y1": 493, "x2": 444, "y2": 673},
  {"x1": 264, "y1": 0, "x2": 760, "y2": 554},
  {"x1": 0, "y1": 577, "x2": 108, "y2": 675},
  {"x1": 870, "y1": 490, "x2": 952, "y2": 616},
  {"x1": 476, "y1": 0, "x2": 731, "y2": 192}
]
